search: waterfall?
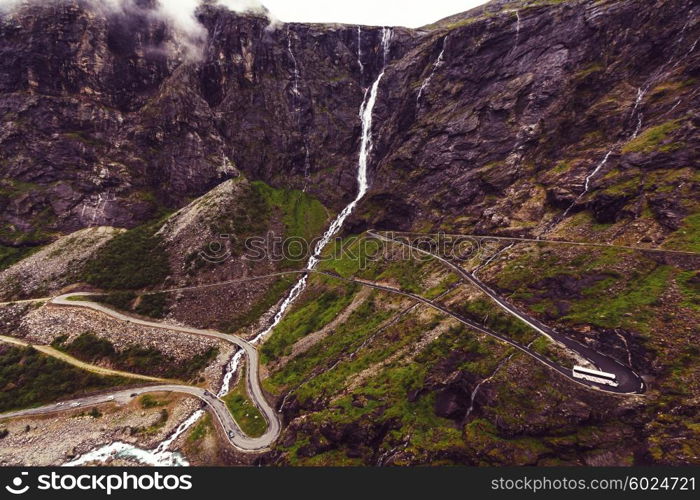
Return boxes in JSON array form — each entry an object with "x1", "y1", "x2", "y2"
[
  {"x1": 303, "y1": 143, "x2": 311, "y2": 191},
  {"x1": 417, "y1": 36, "x2": 447, "y2": 103},
  {"x1": 286, "y1": 27, "x2": 311, "y2": 191},
  {"x1": 287, "y1": 29, "x2": 301, "y2": 97},
  {"x1": 583, "y1": 150, "x2": 613, "y2": 192},
  {"x1": 63, "y1": 410, "x2": 204, "y2": 467},
  {"x1": 357, "y1": 26, "x2": 364, "y2": 76},
  {"x1": 630, "y1": 87, "x2": 647, "y2": 138},
  {"x1": 511, "y1": 10, "x2": 521, "y2": 52},
  {"x1": 557, "y1": 150, "x2": 613, "y2": 222},
  {"x1": 250, "y1": 28, "x2": 394, "y2": 349}
]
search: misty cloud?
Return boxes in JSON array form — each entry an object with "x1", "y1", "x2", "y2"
[{"x1": 0, "y1": 0, "x2": 270, "y2": 59}]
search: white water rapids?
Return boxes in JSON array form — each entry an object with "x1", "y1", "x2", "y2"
[{"x1": 63, "y1": 28, "x2": 393, "y2": 467}]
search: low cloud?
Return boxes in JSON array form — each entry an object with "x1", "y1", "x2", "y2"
[{"x1": 0, "y1": 0, "x2": 271, "y2": 58}]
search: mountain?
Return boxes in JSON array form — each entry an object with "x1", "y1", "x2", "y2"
[{"x1": 0, "y1": 0, "x2": 698, "y2": 466}]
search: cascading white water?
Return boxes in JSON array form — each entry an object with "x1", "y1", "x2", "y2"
[
  {"x1": 630, "y1": 87, "x2": 647, "y2": 138},
  {"x1": 583, "y1": 150, "x2": 613, "y2": 192},
  {"x1": 357, "y1": 26, "x2": 364, "y2": 76},
  {"x1": 286, "y1": 29, "x2": 312, "y2": 193},
  {"x1": 63, "y1": 410, "x2": 204, "y2": 467},
  {"x1": 249, "y1": 27, "x2": 393, "y2": 349},
  {"x1": 416, "y1": 37, "x2": 447, "y2": 103},
  {"x1": 287, "y1": 29, "x2": 301, "y2": 97},
  {"x1": 303, "y1": 143, "x2": 311, "y2": 191},
  {"x1": 557, "y1": 150, "x2": 613, "y2": 222}
]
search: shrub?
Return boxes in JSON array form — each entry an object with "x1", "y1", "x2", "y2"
[{"x1": 82, "y1": 218, "x2": 170, "y2": 290}]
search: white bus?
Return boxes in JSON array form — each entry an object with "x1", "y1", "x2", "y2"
[{"x1": 572, "y1": 365, "x2": 618, "y2": 387}]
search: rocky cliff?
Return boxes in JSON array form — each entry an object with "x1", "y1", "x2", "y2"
[
  {"x1": 0, "y1": 0, "x2": 698, "y2": 467},
  {"x1": 1, "y1": 0, "x2": 697, "y2": 249}
]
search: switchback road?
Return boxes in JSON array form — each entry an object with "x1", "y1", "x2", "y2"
[
  {"x1": 368, "y1": 231, "x2": 645, "y2": 394},
  {"x1": 0, "y1": 385, "x2": 251, "y2": 449},
  {"x1": 23, "y1": 294, "x2": 283, "y2": 452}
]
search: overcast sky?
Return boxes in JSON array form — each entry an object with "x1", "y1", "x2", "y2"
[{"x1": 261, "y1": 0, "x2": 489, "y2": 28}]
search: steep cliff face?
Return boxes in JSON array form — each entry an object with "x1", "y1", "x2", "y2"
[
  {"x1": 363, "y1": 0, "x2": 699, "y2": 242},
  {"x1": 0, "y1": 0, "x2": 412, "y2": 245},
  {"x1": 1, "y1": 0, "x2": 696, "y2": 252}
]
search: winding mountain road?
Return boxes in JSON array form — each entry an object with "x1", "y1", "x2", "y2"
[
  {"x1": 368, "y1": 231, "x2": 645, "y2": 394},
  {"x1": 0, "y1": 385, "x2": 261, "y2": 449},
  {"x1": 0, "y1": 294, "x2": 282, "y2": 452},
  {"x1": 0, "y1": 236, "x2": 644, "y2": 454}
]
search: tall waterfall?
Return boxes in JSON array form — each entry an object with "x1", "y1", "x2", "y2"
[{"x1": 249, "y1": 27, "x2": 393, "y2": 348}]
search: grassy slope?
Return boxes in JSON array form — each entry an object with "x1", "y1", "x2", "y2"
[
  {"x1": 0, "y1": 345, "x2": 129, "y2": 413},
  {"x1": 222, "y1": 370, "x2": 267, "y2": 438},
  {"x1": 51, "y1": 332, "x2": 217, "y2": 382}
]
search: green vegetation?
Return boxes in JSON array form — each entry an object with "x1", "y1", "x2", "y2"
[
  {"x1": 425, "y1": 274, "x2": 460, "y2": 299},
  {"x1": 664, "y1": 213, "x2": 700, "y2": 252},
  {"x1": 318, "y1": 235, "x2": 437, "y2": 295},
  {"x1": 52, "y1": 332, "x2": 218, "y2": 381},
  {"x1": 599, "y1": 175, "x2": 640, "y2": 197},
  {"x1": 140, "y1": 394, "x2": 166, "y2": 409},
  {"x1": 530, "y1": 336, "x2": 573, "y2": 368},
  {"x1": 649, "y1": 79, "x2": 696, "y2": 101},
  {"x1": 206, "y1": 182, "x2": 269, "y2": 258},
  {"x1": 0, "y1": 346, "x2": 127, "y2": 412},
  {"x1": 574, "y1": 62, "x2": 604, "y2": 79},
  {"x1": 277, "y1": 324, "x2": 509, "y2": 464},
  {"x1": 378, "y1": 259, "x2": 426, "y2": 294},
  {"x1": 91, "y1": 291, "x2": 136, "y2": 310},
  {"x1": 551, "y1": 160, "x2": 574, "y2": 174},
  {"x1": 563, "y1": 265, "x2": 672, "y2": 332},
  {"x1": 82, "y1": 217, "x2": 170, "y2": 290},
  {"x1": 453, "y1": 297, "x2": 538, "y2": 344},
  {"x1": 266, "y1": 293, "x2": 394, "y2": 399},
  {"x1": 251, "y1": 181, "x2": 327, "y2": 241},
  {"x1": 222, "y1": 275, "x2": 295, "y2": 333},
  {"x1": 223, "y1": 373, "x2": 267, "y2": 438},
  {"x1": 187, "y1": 413, "x2": 213, "y2": 444},
  {"x1": 87, "y1": 291, "x2": 169, "y2": 319},
  {"x1": 261, "y1": 283, "x2": 358, "y2": 363},
  {"x1": 0, "y1": 245, "x2": 36, "y2": 272},
  {"x1": 135, "y1": 293, "x2": 169, "y2": 318},
  {"x1": 621, "y1": 119, "x2": 683, "y2": 154},
  {"x1": 494, "y1": 245, "x2": 676, "y2": 333},
  {"x1": 317, "y1": 235, "x2": 383, "y2": 278},
  {"x1": 676, "y1": 271, "x2": 699, "y2": 311},
  {"x1": 134, "y1": 408, "x2": 170, "y2": 436}
]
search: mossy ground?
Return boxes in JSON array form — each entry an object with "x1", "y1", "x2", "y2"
[
  {"x1": 0, "y1": 345, "x2": 129, "y2": 412},
  {"x1": 222, "y1": 370, "x2": 267, "y2": 438}
]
